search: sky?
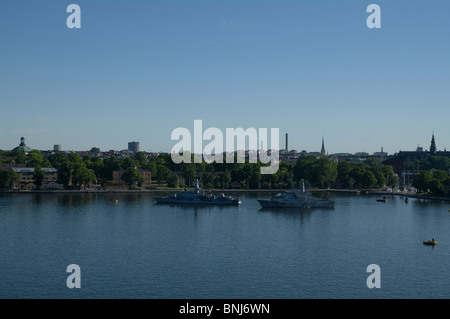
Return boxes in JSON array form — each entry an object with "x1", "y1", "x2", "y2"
[{"x1": 1, "y1": 0, "x2": 449, "y2": 155}]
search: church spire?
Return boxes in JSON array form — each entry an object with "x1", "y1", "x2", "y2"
[
  {"x1": 430, "y1": 132, "x2": 437, "y2": 156},
  {"x1": 321, "y1": 136, "x2": 325, "y2": 156}
]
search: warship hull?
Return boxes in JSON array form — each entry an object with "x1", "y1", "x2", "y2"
[{"x1": 257, "y1": 179, "x2": 334, "y2": 209}]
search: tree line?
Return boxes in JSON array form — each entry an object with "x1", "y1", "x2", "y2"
[
  {"x1": 407, "y1": 156, "x2": 450, "y2": 195},
  {"x1": 0, "y1": 149, "x2": 403, "y2": 191}
]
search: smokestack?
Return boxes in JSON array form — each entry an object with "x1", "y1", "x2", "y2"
[{"x1": 286, "y1": 133, "x2": 288, "y2": 152}]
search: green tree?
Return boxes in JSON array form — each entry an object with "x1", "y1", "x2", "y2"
[
  {"x1": 103, "y1": 157, "x2": 120, "y2": 180},
  {"x1": 146, "y1": 160, "x2": 157, "y2": 176},
  {"x1": 337, "y1": 161, "x2": 353, "y2": 188},
  {"x1": 412, "y1": 170, "x2": 432, "y2": 193},
  {"x1": 349, "y1": 165, "x2": 366, "y2": 189},
  {"x1": 310, "y1": 157, "x2": 337, "y2": 188},
  {"x1": 120, "y1": 157, "x2": 135, "y2": 169},
  {"x1": 26, "y1": 150, "x2": 43, "y2": 167},
  {"x1": 15, "y1": 151, "x2": 26, "y2": 164},
  {"x1": 0, "y1": 169, "x2": 19, "y2": 189},
  {"x1": 361, "y1": 170, "x2": 377, "y2": 189},
  {"x1": 167, "y1": 173, "x2": 179, "y2": 188},
  {"x1": 72, "y1": 166, "x2": 96, "y2": 188},
  {"x1": 365, "y1": 157, "x2": 381, "y2": 167},
  {"x1": 274, "y1": 164, "x2": 290, "y2": 189},
  {"x1": 181, "y1": 163, "x2": 196, "y2": 187},
  {"x1": 424, "y1": 170, "x2": 449, "y2": 194},
  {"x1": 230, "y1": 163, "x2": 246, "y2": 185},
  {"x1": 121, "y1": 167, "x2": 144, "y2": 188},
  {"x1": 220, "y1": 170, "x2": 231, "y2": 189},
  {"x1": 158, "y1": 153, "x2": 177, "y2": 171},
  {"x1": 68, "y1": 152, "x2": 83, "y2": 163},
  {"x1": 48, "y1": 152, "x2": 69, "y2": 168},
  {"x1": 293, "y1": 156, "x2": 316, "y2": 182},
  {"x1": 249, "y1": 163, "x2": 262, "y2": 189},
  {"x1": 58, "y1": 161, "x2": 72, "y2": 187},
  {"x1": 33, "y1": 166, "x2": 45, "y2": 189},
  {"x1": 84, "y1": 156, "x2": 104, "y2": 178},
  {"x1": 56, "y1": 153, "x2": 91, "y2": 188},
  {"x1": 432, "y1": 170, "x2": 448, "y2": 184},
  {"x1": 369, "y1": 166, "x2": 386, "y2": 188},
  {"x1": 201, "y1": 172, "x2": 214, "y2": 189},
  {"x1": 134, "y1": 152, "x2": 147, "y2": 167},
  {"x1": 156, "y1": 165, "x2": 171, "y2": 185},
  {"x1": 428, "y1": 179, "x2": 443, "y2": 194},
  {"x1": 42, "y1": 159, "x2": 52, "y2": 168},
  {"x1": 347, "y1": 177, "x2": 355, "y2": 189}
]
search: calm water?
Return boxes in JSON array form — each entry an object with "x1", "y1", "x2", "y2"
[{"x1": 1, "y1": 191, "x2": 449, "y2": 299}]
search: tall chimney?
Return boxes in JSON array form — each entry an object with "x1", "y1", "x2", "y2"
[{"x1": 285, "y1": 133, "x2": 288, "y2": 152}]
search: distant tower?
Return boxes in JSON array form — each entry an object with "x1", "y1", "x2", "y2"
[
  {"x1": 54, "y1": 144, "x2": 62, "y2": 152},
  {"x1": 285, "y1": 133, "x2": 288, "y2": 152},
  {"x1": 320, "y1": 136, "x2": 326, "y2": 156},
  {"x1": 128, "y1": 141, "x2": 140, "y2": 153},
  {"x1": 430, "y1": 133, "x2": 437, "y2": 156}
]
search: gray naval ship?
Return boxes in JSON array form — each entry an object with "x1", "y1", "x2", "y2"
[
  {"x1": 257, "y1": 179, "x2": 334, "y2": 209},
  {"x1": 154, "y1": 179, "x2": 242, "y2": 206}
]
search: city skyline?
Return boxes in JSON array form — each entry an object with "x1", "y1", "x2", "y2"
[
  {"x1": 1, "y1": 1, "x2": 449, "y2": 155},
  {"x1": 2, "y1": 132, "x2": 446, "y2": 157}
]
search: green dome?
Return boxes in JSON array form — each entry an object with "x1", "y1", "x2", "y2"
[{"x1": 12, "y1": 137, "x2": 33, "y2": 153}]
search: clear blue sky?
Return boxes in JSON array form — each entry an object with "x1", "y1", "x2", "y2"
[{"x1": 1, "y1": 0, "x2": 449, "y2": 155}]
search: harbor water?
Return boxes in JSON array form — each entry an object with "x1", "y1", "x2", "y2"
[{"x1": 1, "y1": 192, "x2": 449, "y2": 299}]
